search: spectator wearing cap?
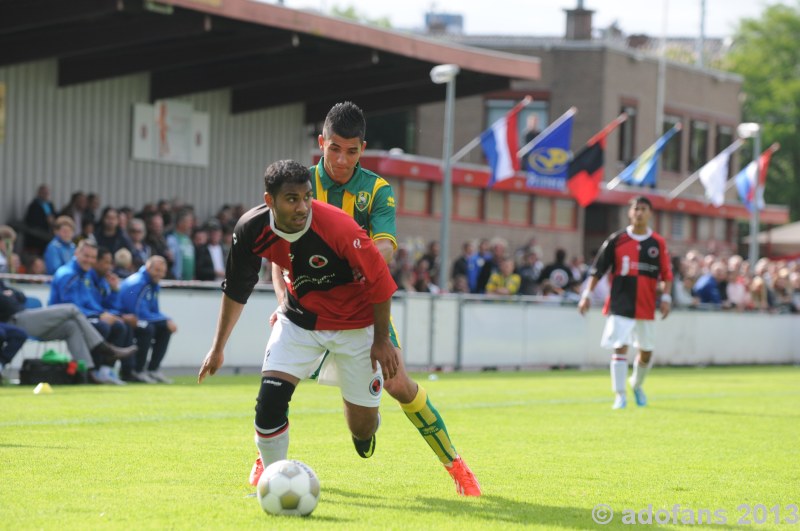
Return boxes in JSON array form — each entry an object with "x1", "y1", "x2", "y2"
[{"x1": 44, "y1": 216, "x2": 76, "y2": 274}]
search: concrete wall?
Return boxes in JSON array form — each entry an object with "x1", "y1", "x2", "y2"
[{"x1": 8, "y1": 283, "x2": 798, "y2": 373}]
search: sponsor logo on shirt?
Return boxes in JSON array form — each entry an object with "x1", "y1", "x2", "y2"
[
  {"x1": 353, "y1": 239, "x2": 361, "y2": 249},
  {"x1": 386, "y1": 196, "x2": 396, "y2": 208},
  {"x1": 309, "y1": 255, "x2": 328, "y2": 268}
]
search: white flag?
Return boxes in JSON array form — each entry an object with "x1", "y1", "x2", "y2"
[{"x1": 698, "y1": 150, "x2": 732, "y2": 207}]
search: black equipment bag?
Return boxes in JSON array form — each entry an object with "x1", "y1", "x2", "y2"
[{"x1": 19, "y1": 359, "x2": 86, "y2": 385}]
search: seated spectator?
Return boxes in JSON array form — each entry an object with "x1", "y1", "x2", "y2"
[
  {"x1": 127, "y1": 218, "x2": 151, "y2": 269},
  {"x1": 451, "y1": 241, "x2": 473, "y2": 285},
  {"x1": 76, "y1": 217, "x2": 96, "y2": 245},
  {"x1": 389, "y1": 245, "x2": 414, "y2": 291},
  {"x1": 119, "y1": 256, "x2": 177, "y2": 384},
  {"x1": 44, "y1": 216, "x2": 76, "y2": 274},
  {"x1": 0, "y1": 225, "x2": 17, "y2": 274},
  {"x1": 475, "y1": 238, "x2": 507, "y2": 294},
  {"x1": 771, "y1": 268, "x2": 794, "y2": 314},
  {"x1": 451, "y1": 274, "x2": 470, "y2": 294},
  {"x1": 83, "y1": 193, "x2": 101, "y2": 227},
  {"x1": 59, "y1": 191, "x2": 87, "y2": 233},
  {"x1": 113, "y1": 248, "x2": 136, "y2": 279},
  {"x1": 144, "y1": 213, "x2": 172, "y2": 269},
  {"x1": 1, "y1": 279, "x2": 136, "y2": 384},
  {"x1": 20, "y1": 254, "x2": 46, "y2": 276},
  {"x1": 749, "y1": 276, "x2": 770, "y2": 312},
  {"x1": 23, "y1": 184, "x2": 56, "y2": 256},
  {"x1": 205, "y1": 220, "x2": 227, "y2": 281},
  {"x1": 486, "y1": 257, "x2": 521, "y2": 296},
  {"x1": 94, "y1": 207, "x2": 133, "y2": 255},
  {"x1": 516, "y1": 249, "x2": 543, "y2": 296},
  {"x1": 412, "y1": 259, "x2": 440, "y2": 293},
  {"x1": 193, "y1": 226, "x2": 215, "y2": 281}
]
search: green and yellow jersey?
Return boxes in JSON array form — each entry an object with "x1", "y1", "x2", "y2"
[{"x1": 311, "y1": 159, "x2": 398, "y2": 250}]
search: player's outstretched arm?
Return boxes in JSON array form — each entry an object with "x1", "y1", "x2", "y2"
[
  {"x1": 198, "y1": 293, "x2": 245, "y2": 383},
  {"x1": 370, "y1": 297, "x2": 398, "y2": 380}
]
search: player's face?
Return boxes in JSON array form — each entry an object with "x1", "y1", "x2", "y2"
[
  {"x1": 318, "y1": 133, "x2": 366, "y2": 185},
  {"x1": 94, "y1": 253, "x2": 113, "y2": 276},
  {"x1": 147, "y1": 260, "x2": 167, "y2": 283},
  {"x1": 628, "y1": 202, "x2": 652, "y2": 230},
  {"x1": 266, "y1": 182, "x2": 313, "y2": 234}
]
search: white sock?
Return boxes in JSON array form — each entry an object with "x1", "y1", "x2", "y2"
[
  {"x1": 254, "y1": 423, "x2": 289, "y2": 467},
  {"x1": 631, "y1": 359, "x2": 650, "y2": 389},
  {"x1": 610, "y1": 355, "x2": 628, "y2": 396}
]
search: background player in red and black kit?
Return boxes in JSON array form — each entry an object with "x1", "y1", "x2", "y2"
[
  {"x1": 578, "y1": 196, "x2": 673, "y2": 409},
  {"x1": 198, "y1": 159, "x2": 399, "y2": 473}
]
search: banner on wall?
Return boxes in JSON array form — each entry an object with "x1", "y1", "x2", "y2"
[{"x1": 131, "y1": 100, "x2": 209, "y2": 167}]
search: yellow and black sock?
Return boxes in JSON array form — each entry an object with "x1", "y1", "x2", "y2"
[{"x1": 400, "y1": 386, "x2": 457, "y2": 465}]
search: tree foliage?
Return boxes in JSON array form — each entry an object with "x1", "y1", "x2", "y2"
[
  {"x1": 331, "y1": 5, "x2": 391, "y2": 28},
  {"x1": 724, "y1": 3, "x2": 800, "y2": 220}
]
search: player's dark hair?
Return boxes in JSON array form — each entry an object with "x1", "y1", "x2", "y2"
[
  {"x1": 264, "y1": 159, "x2": 312, "y2": 196},
  {"x1": 629, "y1": 195, "x2": 653, "y2": 209},
  {"x1": 322, "y1": 101, "x2": 366, "y2": 141},
  {"x1": 96, "y1": 246, "x2": 112, "y2": 262}
]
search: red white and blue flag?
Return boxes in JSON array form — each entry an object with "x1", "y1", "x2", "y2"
[
  {"x1": 735, "y1": 144, "x2": 779, "y2": 211},
  {"x1": 481, "y1": 99, "x2": 529, "y2": 186}
]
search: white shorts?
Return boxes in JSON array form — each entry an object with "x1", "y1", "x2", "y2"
[
  {"x1": 262, "y1": 312, "x2": 383, "y2": 407},
  {"x1": 600, "y1": 315, "x2": 655, "y2": 351}
]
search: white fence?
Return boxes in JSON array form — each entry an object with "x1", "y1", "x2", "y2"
[{"x1": 7, "y1": 283, "x2": 800, "y2": 373}]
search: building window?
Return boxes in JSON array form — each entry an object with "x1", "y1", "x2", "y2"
[
  {"x1": 618, "y1": 104, "x2": 637, "y2": 165},
  {"x1": 507, "y1": 193, "x2": 529, "y2": 224},
  {"x1": 554, "y1": 199, "x2": 576, "y2": 228},
  {"x1": 456, "y1": 188, "x2": 481, "y2": 219},
  {"x1": 403, "y1": 180, "x2": 429, "y2": 214},
  {"x1": 697, "y1": 216, "x2": 712, "y2": 241},
  {"x1": 485, "y1": 98, "x2": 549, "y2": 148},
  {"x1": 689, "y1": 120, "x2": 709, "y2": 172},
  {"x1": 485, "y1": 190, "x2": 505, "y2": 222},
  {"x1": 671, "y1": 213, "x2": 686, "y2": 240},
  {"x1": 533, "y1": 196, "x2": 552, "y2": 226},
  {"x1": 716, "y1": 124, "x2": 735, "y2": 178},
  {"x1": 713, "y1": 218, "x2": 727, "y2": 241},
  {"x1": 661, "y1": 115, "x2": 682, "y2": 172},
  {"x1": 431, "y1": 183, "x2": 441, "y2": 216}
]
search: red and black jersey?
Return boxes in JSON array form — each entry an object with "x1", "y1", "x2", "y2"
[
  {"x1": 223, "y1": 200, "x2": 397, "y2": 331},
  {"x1": 589, "y1": 227, "x2": 673, "y2": 320}
]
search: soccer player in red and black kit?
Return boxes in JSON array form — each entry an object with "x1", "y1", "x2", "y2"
[
  {"x1": 578, "y1": 196, "x2": 673, "y2": 409},
  {"x1": 198, "y1": 159, "x2": 399, "y2": 471}
]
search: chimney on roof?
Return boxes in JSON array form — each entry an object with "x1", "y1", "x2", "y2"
[{"x1": 564, "y1": 0, "x2": 594, "y2": 40}]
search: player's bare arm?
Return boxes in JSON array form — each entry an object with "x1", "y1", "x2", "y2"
[
  {"x1": 374, "y1": 238, "x2": 395, "y2": 264},
  {"x1": 660, "y1": 280, "x2": 673, "y2": 319},
  {"x1": 270, "y1": 262, "x2": 287, "y2": 326},
  {"x1": 198, "y1": 293, "x2": 245, "y2": 383},
  {"x1": 578, "y1": 276, "x2": 600, "y2": 315},
  {"x1": 370, "y1": 296, "x2": 398, "y2": 380}
]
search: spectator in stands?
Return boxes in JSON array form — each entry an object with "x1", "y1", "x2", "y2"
[
  {"x1": 467, "y1": 238, "x2": 491, "y2": 293},
  {"x1": 417, "y1": 241, "x2": 441, "y2": 286},
  {"x1": 193, "y1": 226, "x2": 215, "y2": 281},
  {"x1": 20, "y1": 254, "x2": 46, "y2": 276},
  {"x1": 83, "y1": 193, "x2": 101, "y2": 227},
  {"x1": 94, "y1": 207, "x2": 133, "y2": 256},
  {"x1": 569, "y1": 255, "x2": 588, "y2": 284},
  {"x1": 749, "y1": 275, "x2": 770, "y2": 312},
  {"x1": 166, "y1": 208, "x2": 195, "y2": 280},
  {"x1": 59, "y1": 191, "x2": 87, "y2": 233},
  {"x1": 451, "y1": 241, "x2": 474, "y2": 286},
  {"x1": 671, "y1": 256, "x2": 698, "y2": 309},
  {"x1": 144, "y1": 213, "x2": 171, "y2": 267},
  {"x1": 127, "y1": 218, "x2": 151, "y2": 269},
  {"x1": 0, "y1": 225, "x2": 16, "y2": 274},
  {"x1": 692, "y1": 260, "x2": 727, "y2": 306},
  {"x1": 475, "y1": 237, "x2": 507, "y2": 294},
  {"x1": 451, "y1": 274, "x2": 470, "y2": 294},
  {"x1": 485, "y1": 257, "x2": 521, "y2": 296},
  {"x1": 516, "y1": 249, "x2": 543, "y2": 296},
  {"x1": 1, "y1": 279, "x2": 135, "y2": 384},
  {"x1": 390, "y1": 245, "x2": 414, "y2": 291},
  {"x1": 120, "y1": 255, "x2": 177, "y2": 384},
  {"x1": 205, "y1": 220, "x2": 227, "y2": 281},
  {"x1": 412, "y1": 259, "x2": 440, "y2": 293},
  {"x1": 43, "y1": 216, "x2": 76, "y2": 275},
  {"x1": 771, "y1": 268, "x2": 794, "y2": 313},
  {"x1": 540, "y1": 248, "x2": 576, "y2": 292},
  {"x1": 76, "y1": 217, "x2": 96, "y2": 245},
  {"x1": 23, "y1": 184, "x2": 56, "y2": 255},
  {"x1": 114, "y1": 248, "x2": 136, "y2": 279}
]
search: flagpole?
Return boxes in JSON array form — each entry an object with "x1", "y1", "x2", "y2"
[
  {"x1": 748, "y1": 129, "x2": 762, "y2": 267},
  {"x1": 516, "y1": 107, "x2": 578, "y2": 159},
  {"x1": 607, "y1": 122, "x2": 681, "y2": 190},
  {"x1": 585, "y1": 112, "x2": 628, "y2": 147},
  {"x1": 667, "y1": 138, "x2": 743, "y2": 200},
  {"x1": 449, "y1": 96, "x2": 532, "y2": 164}
]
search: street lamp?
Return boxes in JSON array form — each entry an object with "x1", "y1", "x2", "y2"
[
  {"x1": 430, "y1": 63, "x2": 460, "y2": 292},
  {"x1": 737, "y1": 122, "x2": 761, "y2": 267}
]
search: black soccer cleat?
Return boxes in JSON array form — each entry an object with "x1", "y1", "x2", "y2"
[{"x1": 352, "y1": 434, "x2": 376, "y2": 458}]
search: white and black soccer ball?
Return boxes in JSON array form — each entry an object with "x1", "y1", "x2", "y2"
[{"x1": 257, "y1": 459, "x2": 320, "y2": 516}]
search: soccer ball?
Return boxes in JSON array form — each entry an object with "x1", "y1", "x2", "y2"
[{"x1": 256, "y1": 459, "x2": 320, "y2": 516}]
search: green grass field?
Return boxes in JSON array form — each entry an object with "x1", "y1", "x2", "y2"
[{"x1": 1, "y1": 366, "x2": 798, "y2": 530}]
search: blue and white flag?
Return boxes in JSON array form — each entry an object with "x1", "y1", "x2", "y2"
[
  {"x1": 616, "y1": 124, "x2": 681, "y2": 188},
  {"x1": 520, "y1": 108, "x2": 576, "y2": 191}
]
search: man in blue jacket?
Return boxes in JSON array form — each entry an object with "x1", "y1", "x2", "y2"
[{"x1": 120, "y1": 255, "x2": 178, "y2": 384}]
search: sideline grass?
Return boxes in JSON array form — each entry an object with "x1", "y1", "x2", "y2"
[{"x1": 1, "y1": 366, "x2": 798, "y2": 530}]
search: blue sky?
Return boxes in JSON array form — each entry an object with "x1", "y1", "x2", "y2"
[{"x1": 278, "y1": 0, "x2": 785, "y2": 38}]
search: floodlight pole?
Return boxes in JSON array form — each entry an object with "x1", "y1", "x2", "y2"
[{"x1": 430, "y1": 64, "x2": 459, "y2": 292}]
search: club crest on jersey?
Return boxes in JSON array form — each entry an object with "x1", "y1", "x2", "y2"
[
  {"x1": 309, "y1": 255, "x2": 328, "y2": 268},
  {"x1": 355, "y1": 191, "x2": 371, "y2": 212},
  {"x1": 353, "y1": 238, "x2": 361, "y2": 249},
  {"x1": 369, "y1": 375, "x2": 383, "y2": 396},
  {"x1": 647, "y1": 246, "x2": 659, "y2": 258}
]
